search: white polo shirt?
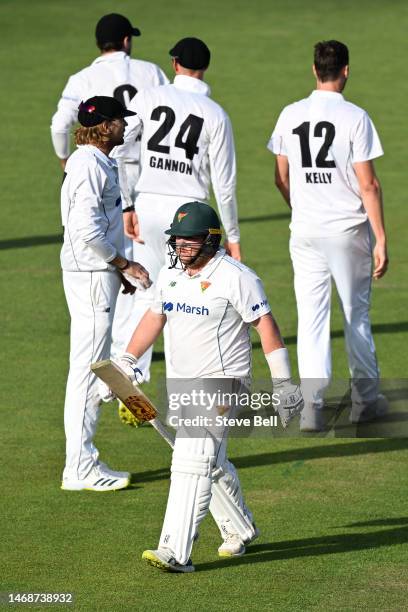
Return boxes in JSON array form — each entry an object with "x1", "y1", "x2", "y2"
[
  {"x1": 60, "y1": 145, "x2": 124, "y2": 272},
  {"x1": 151, "y1": 249, "x2": 270, "y2": 378},
  {"x1": 51, "y1": 52, "x2": 168, "y2": 160},
  {"x1": 268, "y1": 90, "x2": 384, "y2": 236},
  {"x1": 115, "y1": 74, "x2": 240, "y2": 243}
]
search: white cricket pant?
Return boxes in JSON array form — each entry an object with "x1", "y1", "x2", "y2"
[
  {"x1": 290, "y1": 222, "x2": 379, "y2": 406},
  {"x1": 62, "y1": 270, "x2": 121, "y2": 480},
  {"x1": 158, "y1": 380, "x2": 253, "y2": 565},
  {"x1": 112, "y1": 192, "x2": 204, "y2": 378}
]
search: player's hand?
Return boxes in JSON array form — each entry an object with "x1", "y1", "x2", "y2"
[
  {"x1": 123, "y1": 211, "x2": 145, "y2": 244},
  {"x1": 98, "y1": 380, "x2": 116, "y2": 403},
  {"x1": 224, "y1": 240, "x2": 241, "y2": 261},
  {"x1": 119, "y1": 273, "x2": 136, "y2": 295},
  {"x1": 372, "y1": 242, "x2": 388, "y2": 279},
  {"x1": 273, "y1": 380, "x2": 304, "y2": 428},
  {"x1": 125, "y1": 261, "x2": 152, "y2": 289},
  {"x1": 118, "y1": 353, "x2": 144, "y2": 387}
]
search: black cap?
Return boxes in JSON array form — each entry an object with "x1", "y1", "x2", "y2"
[
  {"x1": 169, "y1": 37, "x2": 210, "y2": 70},
  {"x1": 95, "y1": 13, "x2": 141, "y2": 45},
  {"x1": 78, "y1": 96, "x2": 136, "y2": 127}
]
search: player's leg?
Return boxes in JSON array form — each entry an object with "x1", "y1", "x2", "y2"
[
  {"x1": 290, "y1": 235, "x2": 332, "y2": 430},
  {"x1": 210, "y1": 459, "x2": 259, "y2": 557},
  {"x1": 328, "y1": 223, "x2": 385, "y2": 421},
  {"x1": 61, "y1": 270, "x2": 128, "y2": 490}
]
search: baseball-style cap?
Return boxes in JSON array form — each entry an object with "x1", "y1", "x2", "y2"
[
  {"x1": 95, "y1": 13, "x2": 141, "y2": 44},
  {"x1": 169, "y1": 37, "x2": 211, "y2": 70},
  {"x1": 165, "y1": 202, "x2": 221, "y2": 237},
  {"x1": 78, "y1": 96, "x2": 136, "y2": 127}
]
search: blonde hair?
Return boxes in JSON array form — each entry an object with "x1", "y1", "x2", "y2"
[{"x1": 74, "y1": 122, "x2": 112, "y2": 146}]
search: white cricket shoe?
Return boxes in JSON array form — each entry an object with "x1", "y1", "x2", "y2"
[
  {"x1": 142, "y1": 548, "x2": 195, "y2": 573},
  {"x1": 350, "y1": 393, "x2": 389, "y2": 424},
  {"x1": 300, "y1": 403, "x2": 326, "y2": 432},
  {"x1": 97, "y1": 461, "x2": 130, "y2": 480},
  {"x1": 218, "y1": 522, "x2": 260, "y2": 558},
  {"x1": 61, "y1": 465, "x2": 130, "y2": 491}
]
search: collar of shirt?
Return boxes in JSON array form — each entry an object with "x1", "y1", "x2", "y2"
[
  {"x1": 178, "y1": 247, "x2": 226, "y2": 280},
  {"x1": 81, "y1": 144, "x2": 118, "y2": 168},
  {"x1": 92, "y1": 51, "x2": 127, "y2": 65},
  {"x1": 173, "y1": 74, "x2": 211, "y2": 97},
  {"x1": 310, "y1": 90, "x2": 344, "y2": 101}
]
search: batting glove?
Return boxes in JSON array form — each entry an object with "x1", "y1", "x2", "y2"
[
  {"x1": 118, "y1": 353, "x2": 144, "y2": 386},
  {"x1": 273, "y1": 379, "x2": 304, "y2": 428}
]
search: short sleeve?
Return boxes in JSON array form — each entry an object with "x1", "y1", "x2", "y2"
[
  {"x1": 352, "y1": 112, "x2": 384, "y2": 162},
  {"x1": 151, "y1": 266, "x2": 167, "y2": 314},
  {"x1": 230, "y1": 271, "x2": 271, "y2": 323},
  {"x1": 267, "y1": 109, "x2": 288, "y2": 156}
]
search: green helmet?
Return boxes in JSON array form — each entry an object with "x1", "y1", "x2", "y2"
[{"x1": 164, "y1": 201, "x2": 222, "y2": 238}]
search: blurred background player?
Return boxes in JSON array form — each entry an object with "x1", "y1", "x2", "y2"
[
  {"x1": 268, "y1": 40, "x2": 389, "y2": 431},
  {"x1": 60, "y1": 96, "x2": 151, "y2": 492},
  {"x1": 113, "y1": 37, "x2": 242, "y2": 387},
  {"x1": 51, "y1": 13, "x2": 168, "y2": 379},
  {"x1": 116, "y1": 203, "x2": 302, "y2": 571}
]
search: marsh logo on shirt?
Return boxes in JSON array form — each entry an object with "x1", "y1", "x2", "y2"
[
  {"x1": 163, "y1": 302, "x2": 174, "y2": 312},
  {"x1": 252, "y1": 299, "x2": 268, "y2": 312}
]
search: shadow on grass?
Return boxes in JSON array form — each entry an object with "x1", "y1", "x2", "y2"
[
  {"x1": 129, "y1": 439, "x2": 407, "y2": 485},
  {"x1": 0, "y1": 234, "x2": 62, "y2": 250},
  {"x1": 195, "y1": 518, "x2": 408, "y2": 572},
  {"x1": 231, "y1": 438, "x2": 408, "y2": 471},
  {"x1": 239, "y1": 212, "x2": 291, "y2": 223}
]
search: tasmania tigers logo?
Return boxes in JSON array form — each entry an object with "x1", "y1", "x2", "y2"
[
  {"x1": 178, "y1": 212, "x2": 188, "y2": 222},
  {"x1": 200, "y1": 281, "x2": 211, "y2": 292}
]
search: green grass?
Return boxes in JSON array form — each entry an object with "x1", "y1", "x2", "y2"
[{"x1": 1, "y1": 0, "x2": 408, "y2": 610}]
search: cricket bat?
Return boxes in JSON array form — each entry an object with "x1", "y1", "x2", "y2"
[{"x1": 91, "y1": 359, "x2": 175, "y2": 448}]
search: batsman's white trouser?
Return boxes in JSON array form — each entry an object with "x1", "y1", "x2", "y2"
[
  {"x1": 112, "y1": 192, "x2": 205, "y2": 378},
  {"x1": 62, "y1": 270, "x2": 121, "y2": 480},
  {"x1": 290, "y1": 222, "x2": 379, "y2": 406}
]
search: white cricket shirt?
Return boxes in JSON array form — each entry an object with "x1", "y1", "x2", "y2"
[
  {"x1": 60, "y1": 145, "x2": 124, "y2": 272},
  {"x1": 51, "y1": 52, "x2": 168, "y2": 159},
  {"x1": 115, "y1": 75, "x2": 240, "y2": 242},
  {"x1": 151, "y1": 249, "x2": 271, "y2": 378},
  {"x1": 268, "y1": 90, "x2": 384, "y2": 236}
]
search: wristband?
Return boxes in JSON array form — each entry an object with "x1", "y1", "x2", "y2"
[{"x1": 265, "y1": 347, "x2": 291, "y2": 379}]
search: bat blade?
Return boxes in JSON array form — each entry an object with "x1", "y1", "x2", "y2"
[{"x1": 91, "y1": 359, "x2": 157, "y2": 422}]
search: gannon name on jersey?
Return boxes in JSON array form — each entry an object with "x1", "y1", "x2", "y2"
[{"x1": 150, "y1": 155, "x2": 193, "y2": 176}]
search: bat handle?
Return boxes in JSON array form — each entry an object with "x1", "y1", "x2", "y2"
[{"x1": 150, "y1": 418, "x2": 175, "y2": 449}]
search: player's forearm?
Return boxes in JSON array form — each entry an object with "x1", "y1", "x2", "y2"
[
  {"x1": 126, "y1": 310, "x2": 166, "y2": 358},
  {"x1": 360, "y1": 180, "x2": 387, "y2": 244},
  {"x1": 252, "y1": 313, "x2": 285, "y2": 354},
  {"x1": 274, "y1": 155, "x2": 291, "y2": 208}
]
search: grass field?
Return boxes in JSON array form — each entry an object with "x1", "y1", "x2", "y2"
[{"x1": 1, "y1": 0, "x2": 407, "y2": 610}]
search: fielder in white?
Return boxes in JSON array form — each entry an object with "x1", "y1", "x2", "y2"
[
  {"x1": 268, "y1": 40, "x2": 389, "y2": 431},
  {"x1": 116, "y1": 202, "x2": 303, "y2": 572},
  {"x1": 50, "y1": 13, "x2": 168, "y2": 377},
  {"x1": 60, "y1": 96, "x2": 151, "y2": 492},
  {"x1": 113, "y1": 37, "x2": 241, "y2": 383}
]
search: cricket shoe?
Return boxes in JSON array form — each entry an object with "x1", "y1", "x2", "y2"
[
  {"x1": 300, "y1": 403, "x2": 326, "y2": 432},
  {"x1": 61, "y1": 466, "x2": 130, "y2": 491},
  {"x1": 96, "y1": 461, "x2": 130, "y2": 480},
  {"x1": 118, "y1": 400, "x2": 143, "y2": 428},
  {"x1": 218, "y1": 522, "x2": 260, "y2": 558},
  {"x1": 142, "y1": 549, "x2": 195, "y2": 573},
  {"x1": 350, "y1": 393, "x2": 389, "y2": 424}
]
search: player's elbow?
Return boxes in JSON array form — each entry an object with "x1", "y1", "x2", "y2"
[{"x1": 359, "y1": 176, "x2": 381, "y2": 197}]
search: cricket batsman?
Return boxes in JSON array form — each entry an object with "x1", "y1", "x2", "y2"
[{"x1": 117, "y1": 202, "x2": 303, "y2": 571}]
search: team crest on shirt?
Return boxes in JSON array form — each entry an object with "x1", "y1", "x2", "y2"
[
  {"x1": 200, "y1": 281, "x2": 211, "y2": 293},
  {"x1": 178, "y1": 212, "x2": 188, "y2": 222},
  {"x1": 169, "y1": 281, "x2": 177, "y2": 287}
]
